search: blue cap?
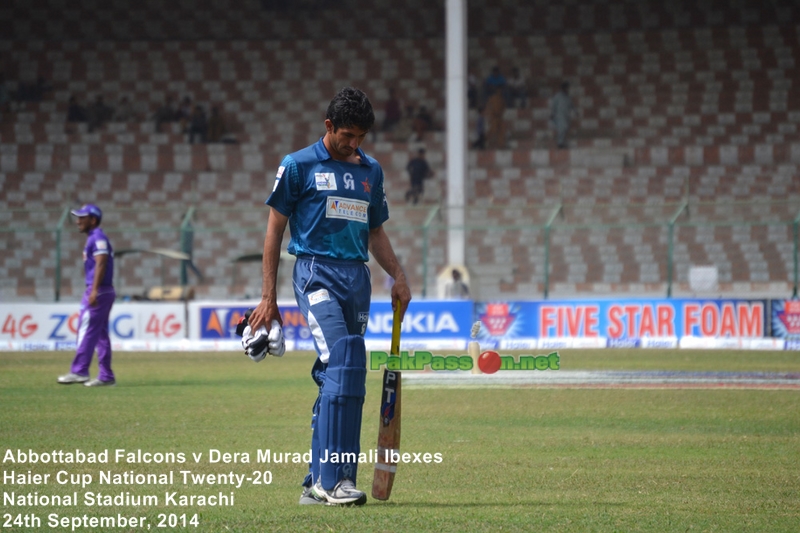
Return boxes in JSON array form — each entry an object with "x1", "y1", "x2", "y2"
[{"x1": 71, "y1": 204, "x2": 103, "y2": 222}]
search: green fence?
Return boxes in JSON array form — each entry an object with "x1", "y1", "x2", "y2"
[{"x1": 1, "y1": 201, "x2": 798, "y2": 301}]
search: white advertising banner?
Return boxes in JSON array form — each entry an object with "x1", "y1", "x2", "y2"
[{"x1": 0, "y1": 303, "x2": 187, "y2": 351}]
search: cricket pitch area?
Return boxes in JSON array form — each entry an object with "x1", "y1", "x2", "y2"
[{"x1": 2, "y1": 348, "x2": 799, "y2": 532}]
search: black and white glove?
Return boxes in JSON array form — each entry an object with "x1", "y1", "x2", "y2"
[
  {"x1": 266, "y1": 319, "x2": 285, "y2": 357},
  {"x1": 241, "y1": 325, "x2": 270, "y2": 362},
  {"x1": 236, "y1": 309, "x2": 285, "y2": 362}
]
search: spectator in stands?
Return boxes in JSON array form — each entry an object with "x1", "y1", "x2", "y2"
[
  {"x1": 154, "y1": 96, "x2": 177, "y2": 133},
  {"x1": 189, "y1": 104, "x2": 208, "y2": 143},
  {"x1": 472, "y1": 105, "x2": 486, "y2": 149},
  {"x1": 0, "y1": 72, "x2": 11, "y2": 114},
  {"x1": 467, "y1": 68, "x2": 479, "y2": 109},
  {"x1": 207, "y1": 105, "x2": 227, "y2": 143},
  {"x1": 405, "y1": 148, "x2": 433, "y2": 205},
  {"x1": 66, "y1": 94, "x2": 87, "y2": 125},
  {"x1": 177, "y1": 95, "x2": 193, "y2": 133},
  {"x1": 444, "y1": 269, "x2": 469, "y2": 299},
  {"x1": 113, "y1": 96, "x2": 135, "y2": 122},
  {"x1": 87, "y1": 95, "x2": 113, "y2": 133},
  {"x1": 550, "y1": 81, "x2": 574, "y2": 149},
  {"x1": 508, "y1": 66, "x2": 528, "y2": 108},
  {"x1": 485, "y1": 86, "x2": 506, "y2": 149},
  {"x1": 381, "y1": 88, "x2": 402, "y2": 134},
  {"x1": 483, "y1": 65, "x2": 507, "y2": 105},
  {"x1": 16, "y1": 76, "x2": 51, "y2": 103},
  {"x1": 413, "y1": 105, "x2": 433, "y2": 141}
]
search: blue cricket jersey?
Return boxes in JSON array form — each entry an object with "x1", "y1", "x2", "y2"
[{"x1": 266, "y1": 137, "x2": 389, "y2": 262}]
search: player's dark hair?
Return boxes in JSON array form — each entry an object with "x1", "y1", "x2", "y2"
[{"x1": 326, "y1": 87, "x2": 375, "y2": 132}]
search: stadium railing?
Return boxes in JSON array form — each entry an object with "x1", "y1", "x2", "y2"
[{"x1": 1, "y1": 201, "x2": 798, "y2": 301}]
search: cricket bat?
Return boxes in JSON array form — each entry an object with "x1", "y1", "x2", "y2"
[
  {"x1": 469, "y1": 321, "x2": 482, "y2": 374},
  {"x1": 372, "y1": 304, "x2": 403, "y2": 501}
]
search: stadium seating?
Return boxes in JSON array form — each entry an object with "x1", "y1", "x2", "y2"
[{"x1": 1, "y1": 0, "x2": 798, "y2": 300}]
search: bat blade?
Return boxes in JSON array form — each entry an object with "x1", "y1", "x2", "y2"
[{"x1": 372, "y1": 304, "x2": 403, "y2": 501}]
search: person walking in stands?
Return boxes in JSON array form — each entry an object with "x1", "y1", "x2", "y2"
[
  {"x1": 405, "y1": 148, "x2": 433, "y2": 204},
  {"x1": 246, "y1": 87, "x2": 411, "y2": 506},
  {"x1": 444, "y1": 268, "x2": 470, "y2": 299},
  {"x1": 57, "y1": 204, "x2": 116, "y2": 387}
]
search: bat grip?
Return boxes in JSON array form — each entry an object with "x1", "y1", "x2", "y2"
[{"x1": 391, "y1": 302, "x2": 402, "y2": 356}]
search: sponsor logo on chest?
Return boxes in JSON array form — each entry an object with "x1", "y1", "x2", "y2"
[
  {"x1": 326, "y1": 196, "x2": 369, "y2": 223},
  {"x1": 315, "y1": 172, "x2": 337, "y2": 191}
]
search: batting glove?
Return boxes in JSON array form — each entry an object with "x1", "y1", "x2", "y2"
[
  {"x1": 241, "y1": 325, "x2": 269, "y2": 362},
  {"x1": 267, "y1": 320, "x2": 285, "y2": 357}
]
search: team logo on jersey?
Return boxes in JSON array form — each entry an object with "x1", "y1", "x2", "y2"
[
  {"x1": 96, "y1": 240, "x2": 107, "y2": 251},
  {"x1": 315, "y1": 173, "x2": 337, "y2": 191},
  {"x1": 361, "y1": 179, "x2": 371, "y2": 193},
  {"x1": 326, "y1": 197, "x2": 369, "y2": 223}
]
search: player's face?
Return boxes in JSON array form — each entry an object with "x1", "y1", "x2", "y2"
[
  {"x1": 325, "y1": 120, "x2": 368, "y2": 161},
  {"x1": 75, "y1": 215, "x2": 91, "y2": 234}
]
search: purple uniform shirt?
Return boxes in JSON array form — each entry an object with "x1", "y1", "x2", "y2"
[{"x1": 84, "y1": 227, "x2": 114, "y2": 287}]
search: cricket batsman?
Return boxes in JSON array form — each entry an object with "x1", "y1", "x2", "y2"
[{"x1": 246, "y1": 87, "x2": 411, "y2": 506}]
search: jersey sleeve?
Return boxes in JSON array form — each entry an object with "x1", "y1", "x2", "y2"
[
  {"x1": 266, "y1": 155, "x2": 302, "y2": 217},
  {"x1": 369, "y1": 166, "x2": 390, "y2": 230},
  {"x1": 93, "y1": 237, "x2": 110, "y2": 256}
]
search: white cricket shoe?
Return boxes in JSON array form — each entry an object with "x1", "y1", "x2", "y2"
[
  {"x1": 57, "y1": 373, "x2": 89, "y2": 384},
  {"x1": 84, "y1": 378, "x2": 116, "y2": 387},
  {"x1": 311, "y1": 479, "x2": 367, "y2": 506}
]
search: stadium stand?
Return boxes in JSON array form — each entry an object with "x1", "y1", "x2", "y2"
[{"x1": 0, "y1": 0, "x2": 798, "y2": 301}]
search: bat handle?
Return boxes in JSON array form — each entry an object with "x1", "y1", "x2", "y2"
[
  {"x1": 469, "y1": 340, "x2": 481, "y2": 374},
  {"x1": 391, "y1": 302, "x2": 402, "y2": 355}
]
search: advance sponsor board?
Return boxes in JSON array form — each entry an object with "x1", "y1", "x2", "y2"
[
  {"x1": 0, "y1": 303, "x2": 186, "y2": 350},
  {"x1": 475, "y1": 299, "x2": 767, "y2": 346},
  {"x1": 190, "y1": 300, "x2": 316, "y2": 350}
]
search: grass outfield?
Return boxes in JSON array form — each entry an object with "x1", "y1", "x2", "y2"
[{"x1": 1, "y1": 349, "x2": 799, "y2": 532}]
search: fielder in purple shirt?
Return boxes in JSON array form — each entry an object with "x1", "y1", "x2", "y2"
[{"x1": 57, "y1": 204, "x2": 117, "y2": 387}]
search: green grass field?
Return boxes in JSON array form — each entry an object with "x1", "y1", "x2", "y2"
[{"x1": 2, "y1": 349, "x2": 799, "y2": 532}]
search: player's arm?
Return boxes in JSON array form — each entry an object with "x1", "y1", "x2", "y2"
[
  {"x1": 369, "y1": 225, "x2": 411, "y2": 319},
  {"x1": 89, "y1": 253, "x2": 108, "y2": 306},
  {"x1": 248, "y1": 208, "x2": 289, "y2": 331}
]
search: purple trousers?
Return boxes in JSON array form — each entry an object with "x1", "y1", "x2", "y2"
[{"x1": 70, "y1": 287, "x2": 115, "y2": 381}]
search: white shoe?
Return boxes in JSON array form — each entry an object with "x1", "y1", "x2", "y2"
[
  {"x1": 311, "y1": 479, "x2": 366, "y2": 506},
  {"x1": 57, "y1": 373, "x2": 89, "y2": 384},
  {"x1": 84, "y1": 378, "x2": 115, "y2": 387},
  {"x1": 298, "y1": 486, "x2": 327, "y2": 505}
]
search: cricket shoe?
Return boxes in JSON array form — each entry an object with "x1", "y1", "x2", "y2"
[
  {"x1": 57, "y1": 373, "x2": 89, "y2": 384},
  {"x1": 298, "y1": 486, "x2": 327, "y2": 505},
  {"x1": 311, "y1": 479, "x2": 367, "y2": 506},
  {"x1": 84, "y1": 378, "x2": 116, "y2": 387}
]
